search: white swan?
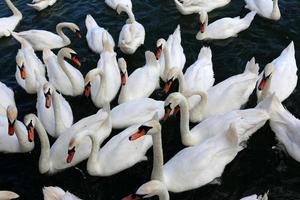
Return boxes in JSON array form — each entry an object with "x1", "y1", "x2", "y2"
[
  {"x1": 105, "y1": 0, "x2": 132, "y2": 10},
  {"x1": 43, "y1": 186, "x2": 82, "y2": 200},
  {"x1": 118, "y1": 52, "x2": 160, "y2": 104},
  {"x1": 258, "y1": 94, "x2": 300, "y2": 163},
  {"x1": 156, "y1": 25, "x2": 186, "y2": 81},
  {"x1": 129, "y1": 119, "x2": 250, "y2": 193},
  {"x1": 23, "y1": 108, "x2": 108, "y2": 174},
  {"x1": 163, "y1": 46, "x2": 214, "y2": 94},
  {"x1": 245, "y1": 0, "x2": 280, "y2": 20},
  {"x1": 163, "y1": 92, "x2": 269, "y2": 146},
  {"x1": 84, "y1": 32, "x2": 121, "y2": 108},
  {"x1": 15, "y1": 22, "x2": 81, "y2": 51},
  {"x1": 0, "y1": 0, "x2": 22, "y2": 38},
  {"x1": 256, "y1": 41, "x2": 297, "y2": 102},
  {"x1": 85, "y1": 14, "x2": 115, "y2": 54},
  {"x1": 174, "y1": 0, "x2": 231, "y2": 15},
  {"x1": 111, "y1": 98, "x2": 164, "y2": 129},
  {"x1": 196, "y1": 11, "x2": 256, "y2": 40},
  {"x1": 0, "y1": 191, "x2": 19, "y2": 200},
  {"x1": 36, "y1": 83, "x2": 73, "y2": 138},
  {"x1": 43, "y1": 48, "x2": 84, "y2": 96},
  {"x1": 68, "y1": 108, "x2": 152, "y2": 176},
  {"x1": 240, "y1": 191, "x2": 268, "y2": 200},
  {"x1": 12, "y1": 32, "x2": 47, "y2": 94},
  {"x1": 0, "y1": 81, "x2": 15, "y2": 115},
  {"x1": 0, "y1": 106, "x2": 34, "y2": 153},
  {"x1": 27, "y1": 0, "x2": 57, "y2": 11},
  {"x1": 117, "y1": 4, "x2": 145, "y2": 54}
]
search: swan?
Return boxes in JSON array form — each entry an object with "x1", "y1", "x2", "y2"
[
  {"x1": 85, "y1": 14, "x2": 115, "y2": 54},
  {"x1": 27, "y1": 0, "x2": 57, "y2": 11},
  {"x1": 173, "y1": 0, "x2": 231, "y2": 15},
  {"x1": 256, "y1": 41, "x2": 297, "y2": 102},
  {"x1": 245, "y1": 0, "x2": 280, "y2": 20},
  {"x1": 163, "y1": 46, "x2": 214, "y2": 94},
  {"x1": 68, "y1": 108, "x2": 152, "y2": 176},
  {"x1": 0, "y1": 0, "x2": 22, "y2": 38},
  {"x1": 118, "y1": 52, "x2": 160, "y2": 104},
  {"x1": 0, "y1": 191, "x2": 19, "y2": 200},
  {"x1": 117, "y1": 4, "x2": 145, "y2": 54},
  {"x1": 156, "y1": 25, "x2": 186, "y2": 81},
  {"x1": 23, "y1": 107, "x2": 108, "y2": 174},
  {"x1": 105, "y1": 0, "x2": 132, "y2": 10},
  {"x1": 84, "y1": 32, "x2": 121, "y2": 107},
  {"x1": 128, "y1": 119, "x2": 251, "y2": 193},
  {"x1": 43, "y1": 48, "x2": 84, "y2": 96},
  {"x1": 196, "y1": 11, "x2": 256, "y2": 40},
  {"x1": 258, "y1": 94, "x2": 300, "y2": 163},
  {"x1": 12, "y1": 32, "x2": 47, "y2": 94},
  {"x1": 15, "y1": 22, "x2": 81, "y2": 51},
  {"x1": 36, "y1": 83, "x2": 73, "y2": 138},
  {"x1": 240, "y1": 191, "x2": 268, "y2": 200},
  {"x1": 0, "y1": 106, "x2": 34, "y2": 153},
  {"x1": 43, "y1": 186, "x2": 82, "y2": 200},
  {"x1": 163, "y1": 92, "x2": 269, "y2": 146},
  {"x1": 0, "y1": 81, "x2": 15, "y2": 115}
]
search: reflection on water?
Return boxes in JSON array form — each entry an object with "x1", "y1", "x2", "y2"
[{"x1": 0, "y1": 0, "x2": 300, "y2": 199}]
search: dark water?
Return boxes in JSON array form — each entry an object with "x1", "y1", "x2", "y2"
[{"x1": 0, "y1": 0, "x2": 300, "y2": 199}]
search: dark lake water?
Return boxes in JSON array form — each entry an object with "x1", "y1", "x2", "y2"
[{"x1": 0, "y1": 0, "x2": 300, "y2": 199}]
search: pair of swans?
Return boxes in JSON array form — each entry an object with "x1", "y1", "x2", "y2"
[
  {"x1": 15, "y1": 22, "x2": 81, "y2": 51},
  {"x1": 196, "y1": 11, "x2": 256, "y2": 40},
  {"x1": 27, "y1": 0, "x2": 57, "y2": 11},
  {"x1": 245, "y1": 0, "x2": 280, "y2": 21},
  {"x1": 156, "y1": 25, "x2": 186, "y2": 82},
  {"x1": 256, "y1": 41, "x2": 297, "y2": 102},
  {"x1": 118, "y1": 51, "x2": 160, "y2": 103},
  {"x1": 164, "y1": 92, "x2": 269, "y2": 146},
  {"x1": 0, "y1": 191, "x2": 19, "y2": 200},
  {"x1": 117, "y1": 4, "x2": 145, "y2": 54},
  {"x1": 85, "y1": 15, "x2": 115, "y2": 54},
  {"x1": 0, "y1": 0, "x2": 22, "y2": 38},
  {"x1": 105, "y1": 0, "x2": 132, "y2": 10},
  {"x1": 241, "y1": 192, "x2": 268, "y2": 200},
  {"x1": 43, "y1": 186, "x2": 81, "y2": 200},
  {"x1": 36, "y1": 83, "x2": 73, "y2": 138},
  {"x1": 0, "y1": 81, "x2": 15, "y2": 115}
]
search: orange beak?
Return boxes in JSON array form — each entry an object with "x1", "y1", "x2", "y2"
[
  {"x1": 173, "y1": 105, "x2": 180, "y2": 117},
  {"x1": 45, "y1": 94, "x2": 52, "y2": 109},
  {"x1": 163, "y1": 80, "x2": 173, "y2": 94},
  {"x1": 129, "y1": 129, "x2": 146, "y2": 141},
  {"x1": 122, "y1": 194, "x2": 142, "y2": 200},
  {"x1": 163, "y1": 107, "x2": 172, "y2": 121},
  {"x1": 27, "y1": 125, "x2": 35, "y2": 142},
  {"x1": 19, "y1": 65, "x2": 26, "y2": 80},
  {"x1": 8, "y1": 120, "x2": 15, "y2": 136},
  {"x1": 155, "y1": 46, "x2": 162, "y2": 60},
  {"x1": 71, "y1": 55, "x2": 81, "y2": 66},
  {"x1": 75, "y1": 30, "x2": 82, "y2": 39},
  {"x1": 200, "y1": 22, "x2": 205, "y2": 33},
  {"x1": 85, "y1": 83, "x2": 91, "y2": 97},
  {"x1": 67, "y1": 147, "x2": 76, "y2": 163},
  {"x1": 258, "y1": 74, "x2": 270, "y2": 91},
  {"x1": 121, "y1": 72, "x2": 127, "y2": 85}
]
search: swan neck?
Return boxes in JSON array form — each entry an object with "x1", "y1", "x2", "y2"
[
  {"x1": 120, "y1": 5, "x2": 136, "y2": 23},
  {"x1": 14, "y1": 121, "x2": 32, "y2": 151},
  {"x1": 118, "y1": 72, "x2": 129, "y2": 103},
  {"x1": 52, "y1": 91, "x2": 66, "y2": 136},
  {"x1": 271, "y1": 0, "x2": 281, "y2": 20},
  {"x1": 57, "y1": 50, "x2": 77, "y2": 91},
  {"x1": 163, "y1": 47, "x2": 171, "y2": 73},
  {"x1": 178, "y1": 95, "x2": 192, "y2": 146},
  {"x1": 151, "y1": 129, "x2": 164, "y2": 182},
  {"x1": 177, "y1": 71, "x2": 187, "y2": 93},
  {"x1": 193, "y1": 91, "x2": 208, "y2": 119},
  {"x1": 56, "y1": 23, "x2": 71, "y2": 45},
  {"x1": 158, "y1": 187, "x2": 170, "y2": 200},
  {"x1": 5, "y1": 0, "x2": 22, "y2": 17}
]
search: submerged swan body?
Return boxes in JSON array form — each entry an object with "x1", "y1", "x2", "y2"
[
  {"x1": 27, "y1": 0, "x2": 57, "y2": 11},
  {"x1": 245, "y1": 0, "x2": 280, "y2": 20}
]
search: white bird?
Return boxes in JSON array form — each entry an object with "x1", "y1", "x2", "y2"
[
  {"x1": 36, "y1": 83, "x2": 73, "y2": 138},
  {"x1": 85, "y1": 14, "x2": 115, "y2": 54},
  {"x1": 0, "y1": 106, "x2": 34, "y2": 153},
  {"x1": 117, "y1": 4, "x2": 145, "y2": 54},
  {"x1": 163, "y1": 92, "x2": 269, "y2": 146},
  {"x1": 0, "y1": 191, "x2": 19, "y2": 200},
  {"x1": 23, "y1": 107, "x2": 108, "y2": 174},
  {"x1": 173, "y1": 0, "x2": 231, "y2": 15},
  {"x1": 105, "y1": 0, "x2": 132, "y2": 10},
  {"x1": 196, "y1": 11, "x2": 256, "y2": 40},
  {"x1": 0, "y1": 81, "x2": 15, "y2": 115},
  {"x1": 84, "y1": 32, "x2": 121, "y2": 108},
  {"x1": 0, "y1": 0, "x2": 22, "y2": 38},
  {"x1": 43, "y1": 186, "x2": 82, "y2": 200},
  {"x1": 27, "y1": 0, "x2": 57, "y2": 11},
  {"x1": 256, "y1": 41, "x2": 297, "y2": 102},
  {"x1": 245, "y1": 0, "x2": 280, "y2": 20},
  {"x1": 240, "y1": 191, "x2": 269, "y2": 200},
  {"x1": 43, "y1": 48, "x2": 84, "y2": 96},
  {"x1": 155, "y1": 25, "x2": 186, "y2": 81},
  {"x1": 15, "y1": 22, "x2": 81, "y2": 51},
  {"x1": 118, "y1": 52, "x2": 160, "y2": 104},
  {"x1": 12, "y1": 32, "x2": 47, "y2": 94}
]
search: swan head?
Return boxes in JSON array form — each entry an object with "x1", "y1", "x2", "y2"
[
  {"x1": 102, "y1": 31, "x2": 114, "y2": 52},
  {"x1": 199, "y1": 10, "x2": 208, "y2": 33},
  {"x1": 43, "y1": 83, "x2": 54, "y2": 109},
  {"x1": 128, "y1": 120, "x2": 161, "y2": 141},
  {"x1": 68, "y1": 23, "x2": 81, "y2": 39},
  {"x1": 122, "y1": 180, "x2": 167, "y2": 200},
  {"x1": 60, "y1": 48, "x2": 81, "y2": 66},
  {"x1": 16, "y1": 52, "x2": 26, "y2": 80},
  {"x1": 155, "y1": 39, "x2": 166, "y2": 60},
  {"x1": 163, "y1": 67, "x2": 180, "y2": 94},
  {"x1": 7, "y1": 105, "x2": 18, "y2": 136},
  {"x1": 118, "y1": 58, "x2": 127, "y2": 85},
  {"x1": 163, "y1": 92, "x2": 183, "y2": 121},
  {"x1": 84, "y1": 68, "x2": 101, "y2": 97},
  {"x1": 24, "y1": 114, "x2": 36, "y2": 143},
  {"x1": 258, "y1": 63, "x2": 274, "y2": 91},
  {"x1": 0, "y1": 191, "x2": 19, "y2": 200}
]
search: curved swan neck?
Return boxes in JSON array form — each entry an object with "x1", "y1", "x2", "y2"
[
  {"x1": 158, "y1": 187, "x2": 170, "y2": 200},
  {"x1": 119, "y1": 72, "x2": 129, "y2": 102},
  {"x1": 52, "y1": 91, "x2": 66, "y2": 136},
  {"x1": 119, "y1": 4, "x2": 136, "y2": 23},
  {"x1": 151, "y1": 128, "x2": 164, "y2": 182},
  {"x1": 176, "y1": 71, "x2": 187, "y2": 93},
  {"x1": 163, "y1": 47, "x2": 171, "y2": 73},
  {"x1": 178, "y1": 95, "x2": 192, "y2": 146},
  {"x1": 56, "y1": 23, "x2": 71, "y2": 45},
  {"x1": 57, "y1": 50, "x2": 77, "y2": 90},
  {"x1": 271, "y1": 0, "x2": 281, "y2": 20},
  {"x1": 14, "y1": 121, "x2": 33, "y2": 151},
  {"x1": 192, "y1": 91, "x2": 208, "y2": 118},
  {"x1": 5, "y1": 0, "x2": 22, "y2": 17}
]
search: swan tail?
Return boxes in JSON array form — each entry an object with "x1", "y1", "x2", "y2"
[
  {"x1": 63, "y1": 192, "x2": 82, "y2": 200},
  {"x1": 27, "y1": 3, "x2": 45, "y2": 11},
  {"x1": 173, "y1": 25, "x2": 181, "y2": 43},
  {"x1": 145, "y1": 51, "x2": 158, "y2": 67},
  {"x1": 43, "y1": 186, "x2": 66, "y2": 200},
  {"x1": 244, "y1": 57, "x2": 259, "y2": 75},
  {"x1": 85, "y1": 14, "x2": 98, "y2": 30},
  {"x1": 227, "y1": 122, "x2": 251, "y2": 150},
  {"x1": 243, "y1": 11, "x2": 256, "y2": 24},
  {"x1": 281, "y1": 41, "x2": 295, "y2": 57},
  {"x1": 198, "y1": 46, "x2": 212, "y2": 60},
  {"x1": 0, "y1": 191, "x2": 19, "y2": 199}
]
